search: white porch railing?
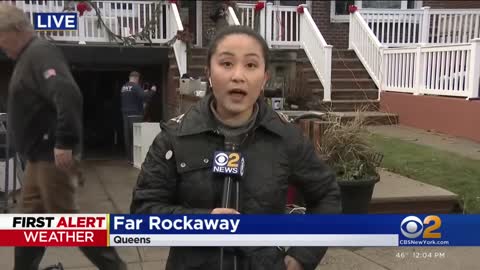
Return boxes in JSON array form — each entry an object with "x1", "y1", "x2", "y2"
[
  {"x1": 350, "y1": 11, "x2": 480, "y2": 99},
  {"x1": 360, "y1": 7, "x2": 480, "y2": 46},
  {"x1": 383, "y1": 41, "x2": 480, "y2": 99},
  {"x1": 231, "y1": 2, "x2": 331, "y2": 101},
  {"x1": 6, "y1": 0, "x2": 173, "y2": 44},
  {"x1": 169, "y1": 3, "x2": 187, "y2": 77},
  {"x1": 236, "y1": 2, "x2": 300, "y2": 48},
  {"x1": 265, "y1": 3, "x2": 301, "y2": 48},
  {"x1": 235, "y1": 3, "x2": 256, "y2": 28}
]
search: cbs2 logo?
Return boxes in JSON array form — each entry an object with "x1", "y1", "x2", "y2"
[
  {"x1": 400, "y1": 215, "x2": 442, "y2": 239},
  {"x1": 215, "y1": 153, "x2": 240, "y2": 168}
]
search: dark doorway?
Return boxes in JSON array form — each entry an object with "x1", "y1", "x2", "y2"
[{"x1": 72, "y1": 66, "x2": 164, "y2": 160}]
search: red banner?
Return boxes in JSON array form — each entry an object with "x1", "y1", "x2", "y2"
[{"x1": 0, "y1": 230, "x2": 108, "y2": 246}]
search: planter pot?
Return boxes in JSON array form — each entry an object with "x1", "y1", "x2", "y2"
[{"x1": 337, "y1": 175, "x2": 380, "y2": 214}]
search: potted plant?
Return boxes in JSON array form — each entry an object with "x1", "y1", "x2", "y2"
[{"x1": 316, "y1": 112, "x2": 383, "y2": 214}]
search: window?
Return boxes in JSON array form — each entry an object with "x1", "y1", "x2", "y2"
[
  {"x1": 331, "y1": 0, "x2": 422, "y2": 23},
  {"x1": 334, "y1": 0, "x2": 355, "y2": 16},
  {"x1": 267, "y1": 0, "x2": 313, "y2": 10},
  {"x1": 362, "y1": 1, "x2": 402, "y2": 9}
]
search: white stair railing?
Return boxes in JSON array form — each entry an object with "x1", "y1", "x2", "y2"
[
  {"x1": 351, "y1": 10, "x2": 480, "y2": 99},
  {"x1": 349, "y1": 11, "x2": 384, "y2": 89},
  {"x1": 299, "y1": 5, "x2": 332, "y2": 101},
  {"x1": 226, "y1": 6, "x2": 241, "y2": 26},
  {"x1": 360, "y1": 7, "x2": 480, "y2": 46},
  {"x1": 169, "y1": 2, "x2": 187, "y2": 77}
]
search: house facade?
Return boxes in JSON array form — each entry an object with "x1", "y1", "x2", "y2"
[{"x1": 1, "y1": 0, "x2": 480, "y2": 157}]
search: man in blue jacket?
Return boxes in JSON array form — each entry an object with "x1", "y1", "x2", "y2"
[{"x1": 120, "y1": 71, "x2": 145, "y2": 164}]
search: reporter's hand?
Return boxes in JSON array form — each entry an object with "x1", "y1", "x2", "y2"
[
  {"x1": 54, "y1": 148, "x2": 73, "y2": 172},
  {"x1": 211, "y1": 208, "x2": 240, "y2": 214},
  {"x1": 284, "y1": 255, "x2": 303, "y2": 270}
]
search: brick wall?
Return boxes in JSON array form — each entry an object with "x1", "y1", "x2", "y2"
[
  {"x1": 311, "y1": 1, "x2": 349, "y2": 49},
  {"x1": 423, "y1": 1, "x2": 480, "y2": 8},
  {"x1": 166, "y1": 49, "x2": 180, "y2": 120},
  {"x1": 201, "y1": 1, "x2": 217, "y2": 46}
]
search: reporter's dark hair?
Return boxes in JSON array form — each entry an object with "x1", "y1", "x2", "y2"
[{"x1": 207, "y1": 25, "x2": 270, "y2": 71}]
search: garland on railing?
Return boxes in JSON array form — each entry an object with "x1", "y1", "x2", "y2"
[
  {"x1": 76, "y1": 1, "x2": 92, "y2": 16},
  {"x1": 254, "y1": 1, "x2": 265, "y2": 13},
  {"x1": 64, "y1": 0, "x2": 192, "y2": 47},
  {"x1": 348, "y1": 4, "x2": 358, "y2": 13},
  {"x1": 296, "y1": 5, "x2": 304, "y2": 14}
]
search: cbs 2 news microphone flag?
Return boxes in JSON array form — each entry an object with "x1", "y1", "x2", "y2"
[{"x1": 0, "y1": 214, "x2": 479, "y2": 247}]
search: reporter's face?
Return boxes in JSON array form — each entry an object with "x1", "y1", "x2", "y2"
[{"x1": 209, "y1": 34, "x2": 268, "y2": 119}]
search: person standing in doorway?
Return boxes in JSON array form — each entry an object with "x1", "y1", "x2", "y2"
[
  {"x1": 143, "y1": 84, "x2": 157, "y2": 122},
  {"x1": 0, "y1": 4, "x2": 127, "y2": 270},
  {"x1": 120, "y1": 71, "x2": 145, "y2": 164}
]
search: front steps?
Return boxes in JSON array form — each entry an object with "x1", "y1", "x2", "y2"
[{"x1": 168, "y1": 47, "x2": 398, "y2": 125}]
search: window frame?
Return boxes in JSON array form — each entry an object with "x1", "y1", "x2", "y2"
[
  {"x1": 330, "y1": 0, "x2": 423, "y2": 23},
  {"x1": 271, "y1": 1, "x2": 313, "y2": 10}
]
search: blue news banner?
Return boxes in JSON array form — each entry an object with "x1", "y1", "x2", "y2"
[{"x1": 108, "y1": 214, "x2": 480, "y2": 247}]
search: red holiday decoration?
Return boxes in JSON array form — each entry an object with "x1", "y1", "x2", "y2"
[
  {"x1": 296, "y1": 5, "x2": 304, "y2": 14},
  {"x1": 168, "y1": 0, "x2": 178, "y2": 4},
  {"x1": 254, "y1": 1, "x2": 265, "y2": 12},
  {"x1": 348, "y1": 4, "x2": 358, "y2": 13},
  {"x1": 76, "y1": 2, "x2": 92, "y2": 17}
]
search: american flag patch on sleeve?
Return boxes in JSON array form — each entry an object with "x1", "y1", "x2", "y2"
[{"x1": 43, "y1": 68, "x2": 57, "y2": 79}]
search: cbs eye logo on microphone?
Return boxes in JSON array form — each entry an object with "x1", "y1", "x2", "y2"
[
  {"x1": 213, "y1": 151, "x2": 245, "y2": 176},
  {"x1": 400, "y1": 215, "x2": 447, "y2": 245}
]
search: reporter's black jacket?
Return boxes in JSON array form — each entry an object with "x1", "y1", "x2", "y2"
[{"x1": 130, "y1": 94, "x2": 341, "y2": 270}]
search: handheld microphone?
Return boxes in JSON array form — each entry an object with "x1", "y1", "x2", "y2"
[
  {"x1": 212, "y1": 142, "x2": 244, "y2": 207},
  {"x1": 212, "y1": 140, "x2": 245, "y2": 270}
]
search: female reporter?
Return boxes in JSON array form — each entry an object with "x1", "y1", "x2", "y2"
[{"x1": 130, "y1": 25, "x2": 341, "y2": 270}]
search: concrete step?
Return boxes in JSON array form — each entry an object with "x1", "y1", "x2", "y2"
[
  {"x1": 306, "y1": 78, "x2": 323, "y2": 89},
  {"x1": 303, "y1": 67, "x2": 371, "y2": 80},
  {"x1": 332, "y1": 49, "x2": 357, "y2": 59},
  {"x1": 313, "y1": 89, "x2": 379, "y2": 100},
  {"x1": 189, "y1": 54, "x2": 207, "y2": 65},
  {"x1": 332, "y1": 78, "x2": 377, "y2": 90},
  {"x1": 332, "y1": 59, "x2": 364, "y2": 69},
  {"x1": 301, "y1": 67, "x2": 317, "y2": 78},
  {"x1": 369, "y1": 169, "x2": 460, "y2": 213},
  {"x1": 332, "y1": 68, "x2": 371, "y2": 79},
  {"x1": 316, "y1": 100, "x2": 380, "y2": 112},
  {"x1": 186, "y1": 64, "x2": 206, "y2": 78},
  {"x1": 190, "y1": 47, "x2": 208, "y2": 56}
]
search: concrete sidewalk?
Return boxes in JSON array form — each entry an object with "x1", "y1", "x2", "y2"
[{"x1": 0, "y1": 160, "x2": 478, "y2": 270}]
